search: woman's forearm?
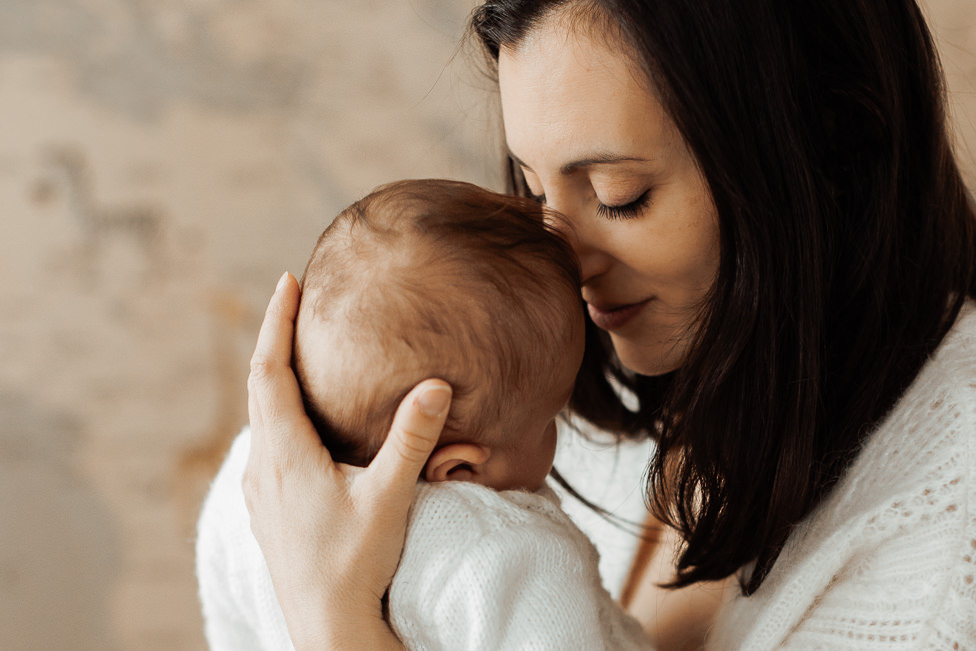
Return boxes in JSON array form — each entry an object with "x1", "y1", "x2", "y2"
[{"x1": 623, "y1": 519, "x2": 731, "y2": 650}]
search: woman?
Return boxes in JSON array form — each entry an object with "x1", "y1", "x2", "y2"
[{"x1": 242, "y1": 0, "x2": 976, "y2": 648}]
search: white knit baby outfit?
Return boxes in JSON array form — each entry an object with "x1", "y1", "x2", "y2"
[
  {"x1": 388, "y1": 480, "x2": 650, "y2": 650},
  {"x1": 195, "y1": 431, "x2": 651, "y2": 650}
]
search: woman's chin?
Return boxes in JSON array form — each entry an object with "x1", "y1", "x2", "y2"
[{"x1": 611, "y1": 337, "x2": 684, "y2": 377}]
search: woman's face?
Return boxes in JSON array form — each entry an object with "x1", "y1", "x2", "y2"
[{"x1": 498, "y1": 15, "x2": 720, "y2": 376}]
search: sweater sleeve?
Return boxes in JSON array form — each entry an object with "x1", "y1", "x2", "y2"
[
  {"x1": 388, "y1": 484, "x2": 654, "y2": 651},
  {"x1": 196, "y1": 429, "x2": 296, "y2": 651}
]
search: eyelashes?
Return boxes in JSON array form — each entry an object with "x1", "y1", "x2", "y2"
[
  {"x1": 528, "y1": 189, "x2": 651, "y2": 221},
  {"x1": 596, "y1": 189, "x2": 651, "y2": 221}
]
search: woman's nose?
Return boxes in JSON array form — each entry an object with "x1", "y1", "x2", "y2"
[{"x1": 543, "y1": 195, "x2": 609, "y2": 285}]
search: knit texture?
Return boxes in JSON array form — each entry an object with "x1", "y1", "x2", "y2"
[
  {"x1": 707, "y1": 301, "x2": 976, "y2": 649},
  {"x1": 389, "y1": 481, "x2": 651, "y2": 650},
  {"x1": 196, "y1": 302, "x2": 975, "y2": 649},
  {"x1": 195, "y1": 432, "x2": 652, "y2": 650},
  {"x1": 195, "y1": 431, "x2": 294, "y2": 651}
]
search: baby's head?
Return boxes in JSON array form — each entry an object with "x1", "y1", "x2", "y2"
[{"x1": 293, "y1": 179, "x2": 584, "y2": 491}]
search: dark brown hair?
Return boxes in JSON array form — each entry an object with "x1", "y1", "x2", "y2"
[
  {"x1": 471, "y1": 0, "x2": 976, "y2": 593},
  {"x1": 294, "y1": 179, "x2": 581, "y2": 466}
]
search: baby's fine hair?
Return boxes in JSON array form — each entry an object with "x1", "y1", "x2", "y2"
[{"x1": 294, "y1": 179, "x2": 581, "y2": 466}]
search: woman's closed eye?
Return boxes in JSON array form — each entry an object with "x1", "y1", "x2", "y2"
[
  {"x1": 596, "y1": 189, "x2": 651, "y2": 221},
  {"x1": 529, "y1": 189, "x2": 651, "y2": 220}
]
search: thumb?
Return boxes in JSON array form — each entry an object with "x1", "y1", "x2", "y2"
[{"x1": 368, "y1": 379, "x2": 452, "y2": 489}]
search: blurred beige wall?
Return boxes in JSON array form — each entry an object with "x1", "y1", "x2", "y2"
[
  {"x1": 0, "y1": 2, "x2": 490, "y2": 649},
  {"x1": 0, "y1": 1, "x2": 973, "y2": 650}
]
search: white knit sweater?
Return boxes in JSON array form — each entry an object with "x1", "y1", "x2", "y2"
[
  {"x1": 704, "y1": 302, "x2": 976, "y2": 649},
  {"x1": 196, "y1": 432, "x2": 651, "y2": 650}
]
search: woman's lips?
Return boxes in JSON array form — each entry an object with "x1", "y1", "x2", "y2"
[{"x1": 586, "y1": 299, "x2": 650, "y2": 331}]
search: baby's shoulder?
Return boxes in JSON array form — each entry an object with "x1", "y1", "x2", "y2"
[
  {"x1": 405, "y1": 481, "x2": 594, "y2": 560},
  {"x1": 394, "y1": 482, "x2": 602, "y2": 612},
  {"x1": 410, "y1": 481, "x2": 576, "y2": 533}
]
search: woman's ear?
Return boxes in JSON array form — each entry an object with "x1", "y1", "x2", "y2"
[{"x1": 424, "y1": 443, "x2": 491, "y2": 483}]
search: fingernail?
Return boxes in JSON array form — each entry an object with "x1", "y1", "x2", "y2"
[
  {"x1": 417, "y1": 385, "x2": 451, "y2": 417},
  {"x1": 275, "y1": 272, "x2": 290, "y2": 293}
]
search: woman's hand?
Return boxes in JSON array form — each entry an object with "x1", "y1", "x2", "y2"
[{"x1": 242, "y1": 272, "x2": 452, "y2": 650}]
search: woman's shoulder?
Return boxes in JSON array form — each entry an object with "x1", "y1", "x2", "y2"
[
  {"x1": 709, "y1": 304, "x2": 976, "y2": 649},
  {"x1": 931, "y1": 299, "x2": 976, "y2": 373},
  {"x1": 836, "y1": 299, "x2": 975, "y2": 519}
]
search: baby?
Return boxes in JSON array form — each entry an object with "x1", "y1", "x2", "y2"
[
  {"x1": 292, "y1": 178, "x2": 582, "y2": 491},
  {"x1": 196, "y1": 179, "x2": 651, "y2": 650}
]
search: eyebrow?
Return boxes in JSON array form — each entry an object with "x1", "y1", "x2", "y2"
[{"x1": 506, "y1": 148, "x2": 653, "y2": 175}]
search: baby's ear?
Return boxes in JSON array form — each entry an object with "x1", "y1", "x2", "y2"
[{"x1": 424, "y1": 443, "x2": 491, "y2": 483}]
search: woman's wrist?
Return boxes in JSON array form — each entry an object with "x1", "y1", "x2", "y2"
[
  {"x1": 289, "y1": 610, "x2": 403, "y2": 651},
  {"x1": 274, "y1": 580, "x2": 400, "y2": 651}
]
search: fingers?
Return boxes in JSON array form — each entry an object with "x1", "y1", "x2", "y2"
[
  {"x1": 247, "y1": 272, "x2": 319, "y2": 456},
  {"x1": 368, "y1": 379, "x2": 452, "y2": 489}
]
